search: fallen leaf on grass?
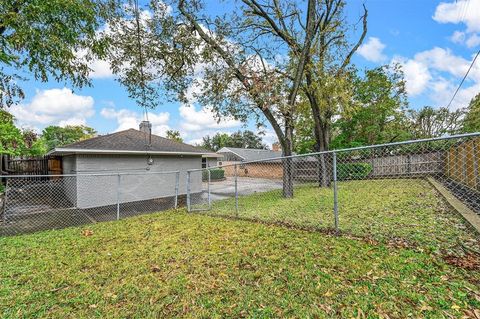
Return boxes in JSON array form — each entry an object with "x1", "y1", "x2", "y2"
[
  {"x1": 444, "y1": 253, "x2": 480, "y2": 270},
  {"x1": 151, "y1": 265, "x2": 161, "y2": 273},
  {"x1": 464, "y1": 309, "x2": 480, "y2": 319},
  {"x1": 82, "y1": 229, "x2": 94, "y2": 237},
  {"x1": 451, "y1": 304, "x2": 461, "y2": 311},
  {"x1": 419, "y1": 304, "x2": 433, "y2": 312}
]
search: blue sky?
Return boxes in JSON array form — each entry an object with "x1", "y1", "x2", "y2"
[{"x1": 9, "y1": 0, "x2": 480, "y2": 146}]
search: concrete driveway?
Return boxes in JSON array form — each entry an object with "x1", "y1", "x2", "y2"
[{"x1": 209, "y1": 176, "x2": 283, "y2": 201}]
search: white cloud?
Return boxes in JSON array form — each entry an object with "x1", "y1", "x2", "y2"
[
  {"x1": 393, "y1": 45, "x2": 480, "y2": 109},
  {"x1": 414, "y1": 47, "x2": 472, "y2": 78},
  {"x1": 357, "y1": 37, "x2": 387, "y2": 63},
  {"x1": 449, "y1": 30, "x2": 480, "y2": 48},
  {"x1": 466, "y1": 33, "x2": 480, "y2": 48},
  {"x1": 89, "y1": 59, "x2": 114, "y2": 79},
  {"x1": 393, "y1": 56, "x2": 431, "y2": 96},
  {"x1": 100, "y1": 107, "x2": 170, "y2": 136},
  {"x1": 393, "y1": 46, "x2": 480, "y2": 98},
  {"x1": 429, "y1": 77, "x2": 480, "y2": 109},
  {"x1": 75, "y1": 49, "x2": 114, "y2": 79},
  {"x1": 450, "y1": 30, "x2": 466, "y2": 44},
  {"x1": 433, "y1": 0, "x2": 480, "y2": 32},
  {"x1": 261, "y1": 129, "x2": 279, "y2": 148},
  {"x1": 179, "y1": 104, "x2": 241, "y2": 132},
  {"x1": 10, "y1": 88, "x2": 95, "y2": 130}
]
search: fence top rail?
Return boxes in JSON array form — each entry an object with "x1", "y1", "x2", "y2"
[
  {"x1": 187, "y1": 132, "x2": 480, "y2": 172},
  {"x1": 0, "y1": 170, "x2": 180, "y2": 178}
]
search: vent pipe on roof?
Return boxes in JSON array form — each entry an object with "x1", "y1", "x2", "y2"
[{"x1": 139, "y1": 120, "x2": 152, "y2": 145}]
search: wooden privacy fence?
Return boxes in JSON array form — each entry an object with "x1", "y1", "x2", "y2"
[
  {"x1": 220, "y1": 151, "x2": 444, "y2": 181},
  {"x1": 446, "y1": 138, "x2": 480, "y2": 191},
  {"x1": 368, "y1": 152, "x2": 443, "y2": 177},
  {"x1": 5, "y1": 156, "x2": 62, "y2": 176}
]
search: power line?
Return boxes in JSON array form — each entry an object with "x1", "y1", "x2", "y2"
[{"x1": 446, "y1": 48, "x2": 480, "y2": 109}]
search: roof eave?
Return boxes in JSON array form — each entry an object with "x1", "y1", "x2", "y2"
[
  {"x1": 202, "y1": 153, "x2": 223, "y2": 158},
  {"x1": 49, "y1": 148, "x2": 209, "y2": 157}
]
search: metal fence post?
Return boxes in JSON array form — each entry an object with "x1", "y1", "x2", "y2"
[
  {"x1": 473, "y1": 141, "x2": 479, "y2": 191},
  {"x1": 332, "y1": 152, "x2": 339, "y2": 233},
  {"x1": 234, "y1": 164, "x2": 239, "y2": 215},
  {"x1": 116, "y1": 173, "x2": 121, "y2": 220},
  {"x1": 186, "y1": 171, "x2": 191, "y2": 212},
  {"x1": 1, "y1": 178, "x2": 8, "y2": 224},
  {"x1": 462, "y1": 145, "x2": 468, "y2": 184},
  {"x1": 207, "y1": 169, "x2": 211, "y2": 209},
  {"x1": 174, "y1": 171, "x2": 180, "y2": 209}
]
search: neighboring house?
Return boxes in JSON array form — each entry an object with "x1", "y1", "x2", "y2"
[
  {"x1": 216, "y1": 147, "x2": 283, "y2": 179},
  {"x1": 48, "y1": 121, "x2": 221, "y2": 208}
]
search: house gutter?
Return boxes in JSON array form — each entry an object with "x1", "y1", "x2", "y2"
[{"x1": 48, "y1": 148, "x2": 218, "y2": 157}]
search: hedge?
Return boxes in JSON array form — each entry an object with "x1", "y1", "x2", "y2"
[
  {"x1": 202, "y1": 168, "x2": 225, "y2": 181},
  {"x1": 337, "y1": 163, "x2": 372, "y2": 180}
]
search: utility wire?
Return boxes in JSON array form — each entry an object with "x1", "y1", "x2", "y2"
[
  {"x1": 133, "y1": 0, "x2": 149, "y2": 123},
  {"x1": 133, "y1": 0, "x2": 152, "y2": 160},
  {"x1": 446, "y1": 48, "x2": 480, "y2": 109}
]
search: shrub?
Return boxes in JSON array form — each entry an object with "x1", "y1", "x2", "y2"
[
  {"x1": 203, "y1": 168, "x2": 225, "y2": 181},
  {"x1": 337, "y1": 163, "x2": 372, "y2": 180},
  {"x1": 0, "y1": 183, "x2": 4, "y2": 194}
]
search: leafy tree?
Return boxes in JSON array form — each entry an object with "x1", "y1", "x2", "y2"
[
  {"x1": 201, "y1": 133, "x2": 231, "y2": 152},
  {"x1": 331, "y1": 65, "x2": 410, "y2": 148},
  {"x1": 21, "y1": 129, "x2": 47, "y2": 156},
  {"x1": 42, "y1": 125, "x2": 96, "y2": 151},
  {"x1": 409, "y1": 106, "x2": 465, "y2": 138},
  {"x1": 106, "y1": 0, "x2": 322, "y2": 197},
  {"x1": 0, "y1": 110, "x2": 23, "y2": 155},
  {"x1": 294, "y1": 99, "x2": 317, "y2": 154},
  {"x1": 0, "y1": 0, "x2": 117, "y2": 108},
  {"x1": 229, "y1": 130, "x2": 266, "y2": 149},
  {"x1": 166, "y1": 130, "x2": 183, "y2": 143},
  {"x1": 463, "y1": 93, "x2": 480, "y2": 133},
  {"x1": 200, "y1": 130, "x2": 266, "y2": 152}
]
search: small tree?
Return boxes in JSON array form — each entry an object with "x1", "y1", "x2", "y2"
[
  {"x1": 166, "y1": 130, "x2": 183, "y2": 143},
  {"x1": 410, "y1": 106, "x2": 465, "y2": 138},
  {"x1": 229, "y1": 130, "x2": 266, "y2": 149},
  {"x1": 332, "y1": 65, "x2": 410, "y2": 148},
  {"x1": 463, "y1": 93, "x2": 480, "y2": 133},
  {"x1": 0, "y1": 110, "x2": 23, "y2": 155},
  {"x1": 42, "y1": 125, "x2": 97, "y2": 151}
]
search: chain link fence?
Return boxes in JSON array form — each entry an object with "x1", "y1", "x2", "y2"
[
  {"x1": 0, "y1": 171, "x2": 181, "y2": 236},
  {"x1": 188, "y1": 133, "x2": 480, "y2": 247},
  {"x1": 2, "y1": 133, "x2": 480, "y2": 243}
]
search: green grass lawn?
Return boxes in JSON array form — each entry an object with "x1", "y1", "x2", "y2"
[
  {"x1": 1, "y1": 179, "x2": 480, "y2": 318},
  {"x1": 1, "y1": 212, "x2": 479, "y2": 318},
  {"x1": 210, "y1": 179, "x2": 479, "y2": 254}
]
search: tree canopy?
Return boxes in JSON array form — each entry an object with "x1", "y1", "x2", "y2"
[
  {"x1": 0, "y1": 0, "x2": 117, "y2": 108},
  {"x1": 0, "y1": 110, "x2": 46, "y2": 156},
  {"x1": 463, "y1": 93, "x2": 480, "y2": 133},
  {"x1": 200, "y1": 130, "x2": 266, "y2": 152},
  {"x1": 42, "y1": 125, "x2": 97, "y2": 151},
  {"x1": 166, "y1": 130, "x2": 183, "y2": 143}
]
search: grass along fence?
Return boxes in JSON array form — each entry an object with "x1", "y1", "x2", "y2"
[{"x1": 188, "y1": 133, "x2": 480, "y2": 240}]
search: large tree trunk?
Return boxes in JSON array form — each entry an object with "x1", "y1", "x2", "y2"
[
  {"x1": 282, "y1": 118, "x2": 295, "y2": 198},
  {"x1": 305, "y1": 86, "x2": 332, "y2": 188},
  {"x1": 317, "y1": 122, "x2": 332, "y2": 187}
]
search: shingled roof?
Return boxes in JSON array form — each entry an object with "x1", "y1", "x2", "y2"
[{"x1": 49, "y1": 129, "x2": 219, "y2": 156}]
